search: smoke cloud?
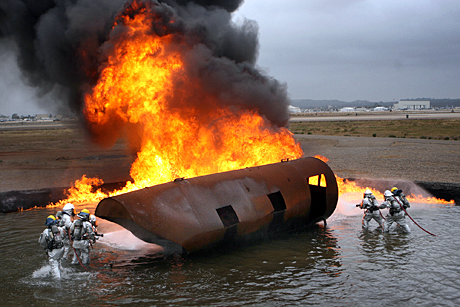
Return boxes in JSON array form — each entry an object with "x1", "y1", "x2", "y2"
[{"x1": 1, "y1": 0, "x2": 290, "y2": 126}]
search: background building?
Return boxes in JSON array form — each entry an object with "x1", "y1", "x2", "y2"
[
  {"x1": 36, "y1": 114, "x2": 52, "y2": 120},
  {"x1": 288, "y1": 105, "x2": 301, "y2": 114},
  {"x1": 394, "y1": 100, "x2": 430, "y2": 110},
  {"x1": 339, "y1": 107, "x2": 355, "y2": 112}
]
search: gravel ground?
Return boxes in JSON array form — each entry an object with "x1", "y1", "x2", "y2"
[
  {"x1": 1, "y1": 128, "x2": 459, "y2": 192},
  {"x1": 1, "y1": 125, "x2": 459, "y2": 211},
  {"x1": 297, "y1": 134, "x2": 460, "y2": 183}
]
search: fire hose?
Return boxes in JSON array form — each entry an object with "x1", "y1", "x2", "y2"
[
  {"x1": 357, "y1": 197, "x2": 436, "y2": 236},
  {"x1": 394, "y1": 197, "x2": 437, "y2": 236}
]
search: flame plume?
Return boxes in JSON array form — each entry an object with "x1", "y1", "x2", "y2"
[
  {"x1": 335, "y1": 176, "x2": 454, "y2": 205},
  {"x1": 55, "y1": 0, "x2": 302, "y2": 204}
]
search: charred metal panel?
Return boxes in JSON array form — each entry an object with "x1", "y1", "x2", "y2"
[{"x1": 95, "y1": 157, "x2": 338, "y2": 253}]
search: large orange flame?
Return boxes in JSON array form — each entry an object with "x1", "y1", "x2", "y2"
[{"x1": 53, "y1": 0, "x2": 302, "y2": 206}]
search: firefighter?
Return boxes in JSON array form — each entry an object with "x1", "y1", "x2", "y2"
[
  {"x1": 61, "y1": 203, "x2": 75, "y2": 259},
  {"x1": 357, "y1": 189, "x2": 384, "y2": 230},
  {"x1": 391, "y1": 187, "x2": 411, "y2": 209},
  {"x1": 382, "y1": 190, "x2": 410, "y2": 233},
  {"x1": 70, "y1": 209, "x2": 95, "y2": 265},
  {"x1": 90, "y1": 214, "x2": 104, "y2": 242},
  {"x1": 38, "y1": 215, "x2": 65, "y2": 278},
  {"x1": 55, "y1": 211, "x2": 63, "y2": 226},
  {"x1": 90, "y1": 214, "x2": 98, "y2": 233}
]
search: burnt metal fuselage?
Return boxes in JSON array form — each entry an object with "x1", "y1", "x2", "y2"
[{"x1": 95, "y1": 157, "x2": 338, "y2": 254}]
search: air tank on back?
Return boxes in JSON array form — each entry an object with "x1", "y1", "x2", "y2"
[{"x1": 95, "y1": 157, "x2": 338, "y2": 254}]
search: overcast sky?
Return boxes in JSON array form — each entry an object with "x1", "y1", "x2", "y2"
[
  {"x1": 233, "y1": 0, "x2": 460, "y2": 102},
  {"x1": 2, "y1": 0, "x2": 460, "y2": 116}
]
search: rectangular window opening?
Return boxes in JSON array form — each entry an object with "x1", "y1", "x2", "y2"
[
  {"x1": 308, "y1": 175, "x2": 319, "y2": 186},
  {"x1": 216, "y1": 205, "x2": 239, "y2": 228},
  {"x1": 308, "y1": 174, "x2": 327, "y2": 187},
  {"x1": 320, "y1": 174, "x2": 327, "y2": 187},
  {"x1": 267, "y1": 191, "x2": 287, "y2": 212}
]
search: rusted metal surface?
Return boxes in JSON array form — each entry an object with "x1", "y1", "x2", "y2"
[{"x1": 95, "y1": 157, "x2": 338, "y2": 253}]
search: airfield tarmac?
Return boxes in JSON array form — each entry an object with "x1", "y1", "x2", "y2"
[{"x1": 290, "y1": 110, "x2": 460, "y2": 122}]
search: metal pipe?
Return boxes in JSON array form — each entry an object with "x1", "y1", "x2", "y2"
[{"x1": 95, "y1": 157, "x2": 338, "y2": 254}]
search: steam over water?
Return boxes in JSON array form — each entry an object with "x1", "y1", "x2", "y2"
[{"x1": 2, "y1": 198, "x2": 460, "y2": 306}]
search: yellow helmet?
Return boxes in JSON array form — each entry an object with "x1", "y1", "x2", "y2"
[
  {"x1": 391, "y1": 187, "x2": 398, "y2": 192},
  {"x1": 45, "y1": 215, "x2": 57, "y2": 226},
  {"x1": 78, "y1": 209, "x2": 90, "y2": 220}
]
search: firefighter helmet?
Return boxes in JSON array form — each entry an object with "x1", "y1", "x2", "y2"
[
  {"x1": 63, "y1": 203, "x2": 76, "y2": 216},
  {"x1": 384, "y1": 190, "x2": 393, "y2": 197},
  {"x1": 77, "y1": 209, "x2": 90, "y2": 220},
  {"x1": 45, "y1": 215, "x2": 57, "y2": 226}
]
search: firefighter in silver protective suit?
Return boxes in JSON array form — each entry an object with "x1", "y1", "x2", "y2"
[
  {"x1": 38, "y1": 215, "x2": 65, "y2": 278},
  {"x1": 70, "y1": 209, "x2": 95, "y2": 265},
  {"x1": 357, "y1": 189, "x2": 385, "y2": 230},
  {"x1": 391, "y1": 187, "x2": 411, "y2": 208},
  {"x1": 382, "y1": 190, "x2": 411, "y2": 233},
  {"x1": 61, "y1": 203, "x2": 75, "y2": 259},
  {"x1": 90, "y1": 214, "x2": 98, "y2": 233}
]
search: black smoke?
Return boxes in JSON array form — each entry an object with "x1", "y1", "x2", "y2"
[
  {"x1": 165, "y1": 0, "x2": 244, "y2": 13},
  {"x1": 0, "y1": 0, "x2": 290, "y2": 126},
  {"x1": 0, "y1": 0, "x2": 127, "y2": 113}
]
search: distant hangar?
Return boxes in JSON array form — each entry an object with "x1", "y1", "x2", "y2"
[{"x1": 394, "y1": 100, "x2": 430, "y2": 110}]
